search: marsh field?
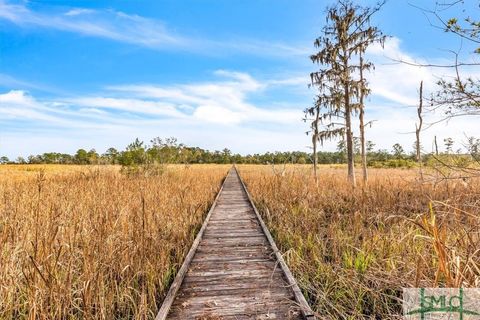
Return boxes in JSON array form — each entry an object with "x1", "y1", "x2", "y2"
[{"x1": 0, "y1": 164, "x2": 479, "y2": 319}]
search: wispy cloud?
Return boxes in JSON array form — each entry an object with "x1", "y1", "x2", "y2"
[
  {"x1": 1, "y1": 31, "x2": 479, "y2": 158},
  {"x1": 0, "y1": 0, "x2": 309, "y2": 57},
  {"x1": 0, "y1": 71, "x2": 308, "y2": 157},
  {"x1": 106, "y1": 71, "x2": 300, "y2": 125},
  {"x1": 0, "y1": 90, "x2": 122, "y2": 128},
  {"x1": 64, "y1": 8, "x2": 96, "y2": 17},
  {"x1": 0, "y1": 1, "x2": 185, "y2": 48},
  {"x1": 0, "y1": 71, "x2": 302, "y2": 130},
  {"x1": 70, "y1": 97, "x2": 187, "y2": 119}
]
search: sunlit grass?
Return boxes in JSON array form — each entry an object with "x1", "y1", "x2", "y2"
[
  {"x1": 2, "y1": 163, "x2": 478, "y2": 319},
  {"x1": 238, "y1": 165, "x2": 480, "y2": 319},
  {"x1": 0, "y1": 164, "x2": 228, "y2": 319}
]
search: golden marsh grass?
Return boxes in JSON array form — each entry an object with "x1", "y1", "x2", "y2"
[
  {"x1": 0, "y1": 164, "x2": 228, "y2": 319},
  {"x1": 238, "y1": 165, "x2": 480, "y2": 319},
  {"x1": 1, "y1": 164, "x2": 479, "y2": 319}
]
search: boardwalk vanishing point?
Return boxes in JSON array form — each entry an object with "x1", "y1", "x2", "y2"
[{"x1": 156, "y1": 167, "x2": 315, "y2": 320}]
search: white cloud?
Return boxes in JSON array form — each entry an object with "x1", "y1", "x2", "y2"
[
  {"x1": 0, "y1": 90, "x2": 86, "y2": 125},
  {"x1": 0, "y1": 90, "x2": 112, "y2": 127},
  {"x1": 0, "y1": 89, "x2": 35, "y2": 106},
  {"x1": 70, "y1": 97, "x2": 186, "y2": 119},
  {"x1": 365, "y1": 37, "x2": 480, "y2": 108},
  {"x1": 64, "y1": 8, "x2": 95, "y2": 17},
  {"x1": 0, "y1": 71, "x2": 305, "y2": 158},
  {"x1": 194, "y1": 105, "x2": 244, "y2": 124},
  {"x1": 365, "y1": 38, "x2": 437, "y2": 107},
  {"x1": 266, "y1": 76, "x2": 307, "y2": 87},
  {"x1": 349, "y1": 36, "x2": 480, "y2": 153},
  {"x1": 0, "y1": 73, "x2": 42, "y2": 90},
  {"x1": 1, "y1": 35, "x2": 479, "y2": 158},
  {"x1": 0, "y1": 71, "x2": 311, "y2": 157},
  {"x1": 107, "y1": 71, "x2": 299, "y2": 125}
]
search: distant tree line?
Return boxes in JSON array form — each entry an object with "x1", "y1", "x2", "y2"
[{"x1": 2, "y1": 136, "x2": 473, "y2": 167}]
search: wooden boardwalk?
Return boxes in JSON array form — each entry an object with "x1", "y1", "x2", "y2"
[{"x1": 156, "y1": 167, "x2": 315, "y2": 320}]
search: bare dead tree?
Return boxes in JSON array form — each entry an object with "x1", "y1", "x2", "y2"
[
  {"x1": 416, "y1": 80, "x2": 424, "y2": 181},
  {"x1": 270, "y1": 162, "x2": 287, "y2": 177}
]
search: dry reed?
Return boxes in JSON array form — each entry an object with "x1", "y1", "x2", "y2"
[
  {"x1": 0, "y1": 164, "x2": 227, "y2": 319},
  {"x1": 238, "y1": 164, "x2": 480, "y2": 319},
  {"x1": 2, "y1": 164, "x2": 478, "y2": 319}
]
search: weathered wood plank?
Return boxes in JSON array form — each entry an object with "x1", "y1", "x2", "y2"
[
  {"x1": 177, "y1": 287, "x2": 294, "y2": 300},
  {"x1": 205, "y1": 224, "x2": 261, "y2": 231},
  {"x1": 182, "y1": 269, "x2": 286, "y2": 285},
  {"x1": 188, "y1": 259, "x2": 278, "y2": 271},
  {"x1": 169, "y1": 295, "x2": 301, "y2": 318},
  {"x1": 181, "y1": 277, "x2": 290, "y2": 295},
  {"x1": 202, "y1": 232, "x2": 264, "y2": 238},
  {"x1": 200, "y1": 237, "x2": 269, "y2": 248},
  {"x1": 192, "y1": 251, "x2": 274, "y2": 263}
]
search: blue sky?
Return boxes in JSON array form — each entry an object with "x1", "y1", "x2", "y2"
[{"x1": 0, "y1": 0, "x2": 479, "y2": 158}]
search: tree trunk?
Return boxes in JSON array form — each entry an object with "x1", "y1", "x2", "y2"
[
  {"x1": 359, "y1": 54, "x2": 367, "y2": 184},
  {"x1": 312, "y1": 135, "x2": 318, "y2": 180},
  {"x1": 342, "y1": 49, "x2": 356, "y2": 186},
  {"x1": 341, "y1": 50, "x2": 356, "y2": 187},
  {"x1": 416, "y1": 81, "x2": 423, "y2": 163},
  {"x1": 345, "y1": 86, "x2": 356, "y2": 187},
  {"x1": 313, "y1": 107, "x2": 320, "y2": 184},
  {"x1": 345, "y1": 109, "x2": 356, "y2": 186},
  {"x1": 416, "y1": 81, "x2": 424, "y2": 182},
  {"x1": 359, "y1": 109, "x2": 367, "y2": 183}
]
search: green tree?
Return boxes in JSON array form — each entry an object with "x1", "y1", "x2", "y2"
[
  {"x1": 103, "y1": 147, "x2": 119, "y2": 164},
  {"x1": 366, "y1": 140, "x2": 375, "y2": 154},
  {"x1": 221, "y1": 148, "x2": 231, "y2": 164},
  {"x1": 87, "y1": 149, "x2": 99, "y2": 164},
  {"x1": 444, "y1": 137, "x2": 454, "y2": 154},
  {"x1": 16, "y1": 156, "x2": 26, "y2": 164},
  {"x1": 120, "y1": 138, "x2": 147, "y2": 165},
  {"x1": 392, "y1": 143, "x2": 405, "y2": 159},
  {"x1": 74, "y1": 149, "x2": 89, "y2": 164}
]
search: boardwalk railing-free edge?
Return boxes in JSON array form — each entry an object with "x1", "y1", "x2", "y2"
[{"x1": 156, "y1": 166, "x2": 316, "y2": 319}]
